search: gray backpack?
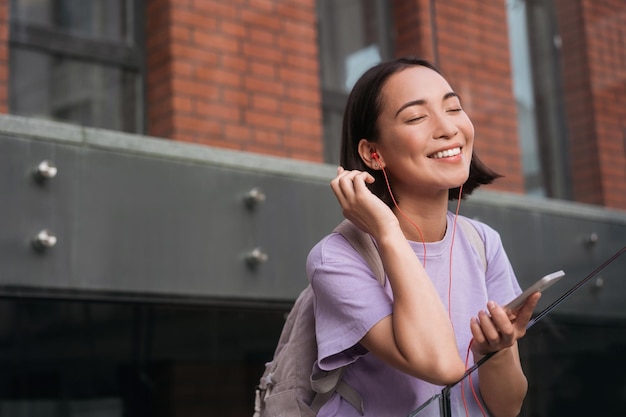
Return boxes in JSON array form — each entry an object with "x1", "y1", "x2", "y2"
[{"x1": 253, "y1": 217, "x2": 485, "y2": 417}]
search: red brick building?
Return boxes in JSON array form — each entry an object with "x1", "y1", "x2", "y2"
[{"x1": 2, "y1": 0, "x2": 626, "y2": 210}]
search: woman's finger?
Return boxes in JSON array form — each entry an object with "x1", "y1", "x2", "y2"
[{"x1": 476, "y1": 309, "x2": 501, "y2": 346}]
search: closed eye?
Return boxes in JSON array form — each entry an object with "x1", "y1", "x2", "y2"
[{"x1": 407, "y1": 115, "x2": 427, "y2": 123}]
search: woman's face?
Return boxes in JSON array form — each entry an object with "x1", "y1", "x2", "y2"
[{"x1": 375, "y1": 65, "x2": 474, "y2": 198}]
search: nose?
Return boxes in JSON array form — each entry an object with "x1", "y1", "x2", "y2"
[{"x1": 432, "y1": 112, "x2": 458, "y2": 140}]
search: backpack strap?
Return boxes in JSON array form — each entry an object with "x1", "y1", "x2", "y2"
[
  {"x1": 456, "y1": 216, "x2": 487, "y2": 272},
  {"x1": 307, "y1": 220, "x2": 383, "y2": 416},
  {"x1": 310, "y1": 367, "x2": 364, "y2": 415},
  {"x1": 333, "y1": 219, "x2": 385, "y2": 286}
]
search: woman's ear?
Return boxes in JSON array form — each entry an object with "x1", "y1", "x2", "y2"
[{"x1": 358, "y1": 139, "x2": 383, "y2": 170}]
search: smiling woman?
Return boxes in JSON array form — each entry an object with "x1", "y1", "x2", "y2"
[
  {"x1": 357, "y1": 65, "x2": 475, "y2": 209},
  {"x1": 306, "y1": 57, "x2": 538, "y2": 417},
  {"x1": 341, "y1": 58, "x2": 501, "y2": 209}
]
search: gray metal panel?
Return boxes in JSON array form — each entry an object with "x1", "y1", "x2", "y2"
[
  {"x1": 1, "y1": 130, "x2": 342, "y2": 302},
  {"x1": 69, "y1": 145, "x2": 341, "y2": 300},
  {"x1": 1, "y1": 115, "x2": 625, "y2": 318},
  {"x1": 458, "y1": 194, "x2": 626, "y2": 319}
]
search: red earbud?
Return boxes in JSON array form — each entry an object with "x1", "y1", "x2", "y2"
[{"x1": 371, "y1": 151, "x2": 379, "y2": 160}]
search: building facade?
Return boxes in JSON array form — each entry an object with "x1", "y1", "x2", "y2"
[{"x1": 1, "y1": 0, "x2": 626, "y2": 416}]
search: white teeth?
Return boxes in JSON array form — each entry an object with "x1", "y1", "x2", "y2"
[{"x1": 430, "y1": 147, "x2": 461, "y2": 159}]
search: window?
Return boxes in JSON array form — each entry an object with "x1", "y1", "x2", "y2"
[
  {"x1": 0, "y1": 296, "x2": 286, "y2": 416},
  {"x1": 507, "y1": 0, "x2": 571, "y2": 198},
  {"x1": 519, "y1": 315, "x2": 626, "y2": 416},
  {"x1": 317, "y1": 0, "x2": 394, "y2": 164},
  {"x1": 9, "y1": 0, "x2": 144, "y2": 133}
]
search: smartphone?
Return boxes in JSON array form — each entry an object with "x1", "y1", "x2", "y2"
[{"x1": 504, "y1": 270, "x2": 566, "y2": 311}]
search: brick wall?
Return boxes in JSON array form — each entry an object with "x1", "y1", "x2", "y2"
[
  {"x1": 556, "y1": 0, "x2": 597, "y2": 204},
  {"x1": 557, "y1": 0, "x2": 626, "y2": 209},
  {"x1": 0, "y1": 0, "x2": 7, "y2": 114},
  {"x1": 588, "y1": 0, "x2": 626, "y2": 210},
  {"x1": 392, "y1": 0, "x2": 436, "y2": 59},
  {"x1": 392, "y1": 0, "x2": 524, "y2": 193},
  {"x1": 1, "y1": 0, "x2": 624, "y2": 208},
  {"x1": 145, "y1": 0, "x2": 323, "y2": 162}
]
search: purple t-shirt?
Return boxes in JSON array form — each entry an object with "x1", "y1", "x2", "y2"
[{"x1": 306, "y1": 212, "x2": 522, "y2": 417}]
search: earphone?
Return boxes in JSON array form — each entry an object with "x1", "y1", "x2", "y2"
[
  {"x1": 371, "y1": 151, "x2": 380, "y2": 167},
  {"x1": 371, "y1": 151, "x2": 381, "y2": 169}
]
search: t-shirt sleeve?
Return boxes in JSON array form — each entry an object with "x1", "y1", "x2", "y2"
[{"x1": 307, "y1": 232, "x2": 392, "y2": 372}]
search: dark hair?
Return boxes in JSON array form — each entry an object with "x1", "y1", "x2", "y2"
[{"x1": 340, "y1": 56, "x2": 501, "y2": 205}]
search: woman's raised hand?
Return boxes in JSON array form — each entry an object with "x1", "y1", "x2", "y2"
[{"x1": 330, "y1": 167, "x2": 398, "y2": 238}]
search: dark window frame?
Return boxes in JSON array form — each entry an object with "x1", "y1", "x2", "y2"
[
  {"x1": 317, "y1": 0, "x2": 395, "y2": 164},
  {"x1": 8, "y1": 0, "x2": 146, "y2": 133},
  {"x1": 525, "y1": 0, "x2": 572, "y2": 200}
]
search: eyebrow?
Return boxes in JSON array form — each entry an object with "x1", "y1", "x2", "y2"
[{"x1": 394, "y1": 92, "x2": 460, "y2": 118}]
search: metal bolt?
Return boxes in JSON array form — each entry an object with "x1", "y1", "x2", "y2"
[
  {"x1": 245, "y1": 247, "x2": 268, "y2": 268},
  {"x1": 594, "y1": 276, "x2": 604, "y2": 289},
  {"x1": 243, "y1": 187, "x2": 266, "y2": 209},
  {"x1": 32, "y1": 229, "x2": 57, "y2": 251},
  {"x1": 585, "y1": 232, "x2": 599, "y2": 246},
  {"x1": 34, "y1": 160, "x2": 58, "y2": 181}
]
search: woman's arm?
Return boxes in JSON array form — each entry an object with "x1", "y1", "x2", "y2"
[
  {"x1": 477, "y1": 344, "x2": 527, "y2": 417},
  {"x1": 471, "y1": 294, "x2": 541, "y2": 417},
  {"x1": 331, "y1": 168, "x2": 466, "y2": 385},
  {"x1": 360, "y1": 229, "x2": 466, "y2": 384}
]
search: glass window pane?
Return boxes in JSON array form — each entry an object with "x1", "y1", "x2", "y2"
[
  {"x1": 11, "y1": 0, "x2": 129, "y2": 41},
  {"x1": 317, "y1": 0, "x2": 393, "y2": 164},
  {"x1": 10, "y1": 48, "x2": 139, "y2": 133},
  {"x1": 507, "y1": 0, "x2": 572, "y2": 200},
  {"x1": 520, "y1": 315, "x2": 626, "y2": 416},
  {"x1": 322, "y1": 107, "x2": 344, "y2": 163},
  {"x1": 318, "y1": 0, "x2": 391, "y2": 93},
  {"x1": 507, "y1": 0, "x2": 545, "y2": 197},
  {"x1": 0, "y1": 297, "x2": 286, "y2": 416}
]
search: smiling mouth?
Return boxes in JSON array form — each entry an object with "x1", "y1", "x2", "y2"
[{"x1": 429, "y1": 147, "x2": 462, "y2": 159}]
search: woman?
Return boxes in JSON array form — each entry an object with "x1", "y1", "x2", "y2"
[{"x1": 306, "y1": 57, "x2": 540, "y2": 417}]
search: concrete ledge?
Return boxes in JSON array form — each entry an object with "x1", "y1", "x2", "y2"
[
  {"x1": 1, "y1": 114, "x2": 337, "y2": 182},
  {"x1": 2, "y1": 113, "x2": 625, "y2": 225}
]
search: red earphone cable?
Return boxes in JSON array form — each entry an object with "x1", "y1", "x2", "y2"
[
  {"x1": 463, "y1": 339, "x2": 488, "y2": 417},
  {"x1": 379, "y1": 165, "x2": 427, "y2": 265},
  {"x1": 378, "y1": 162, "x2": 483, "y2": 416},
  {"x1": 454, "y1": 186, "x2": 487, "y2": 417},
  {"x1": 449, "y1": 185, "x2": 463, "y2": 318}
]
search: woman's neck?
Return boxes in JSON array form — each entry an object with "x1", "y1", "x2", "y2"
[{"x1": 392, "y1": 194, "x2": 449, "y2": 242}]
